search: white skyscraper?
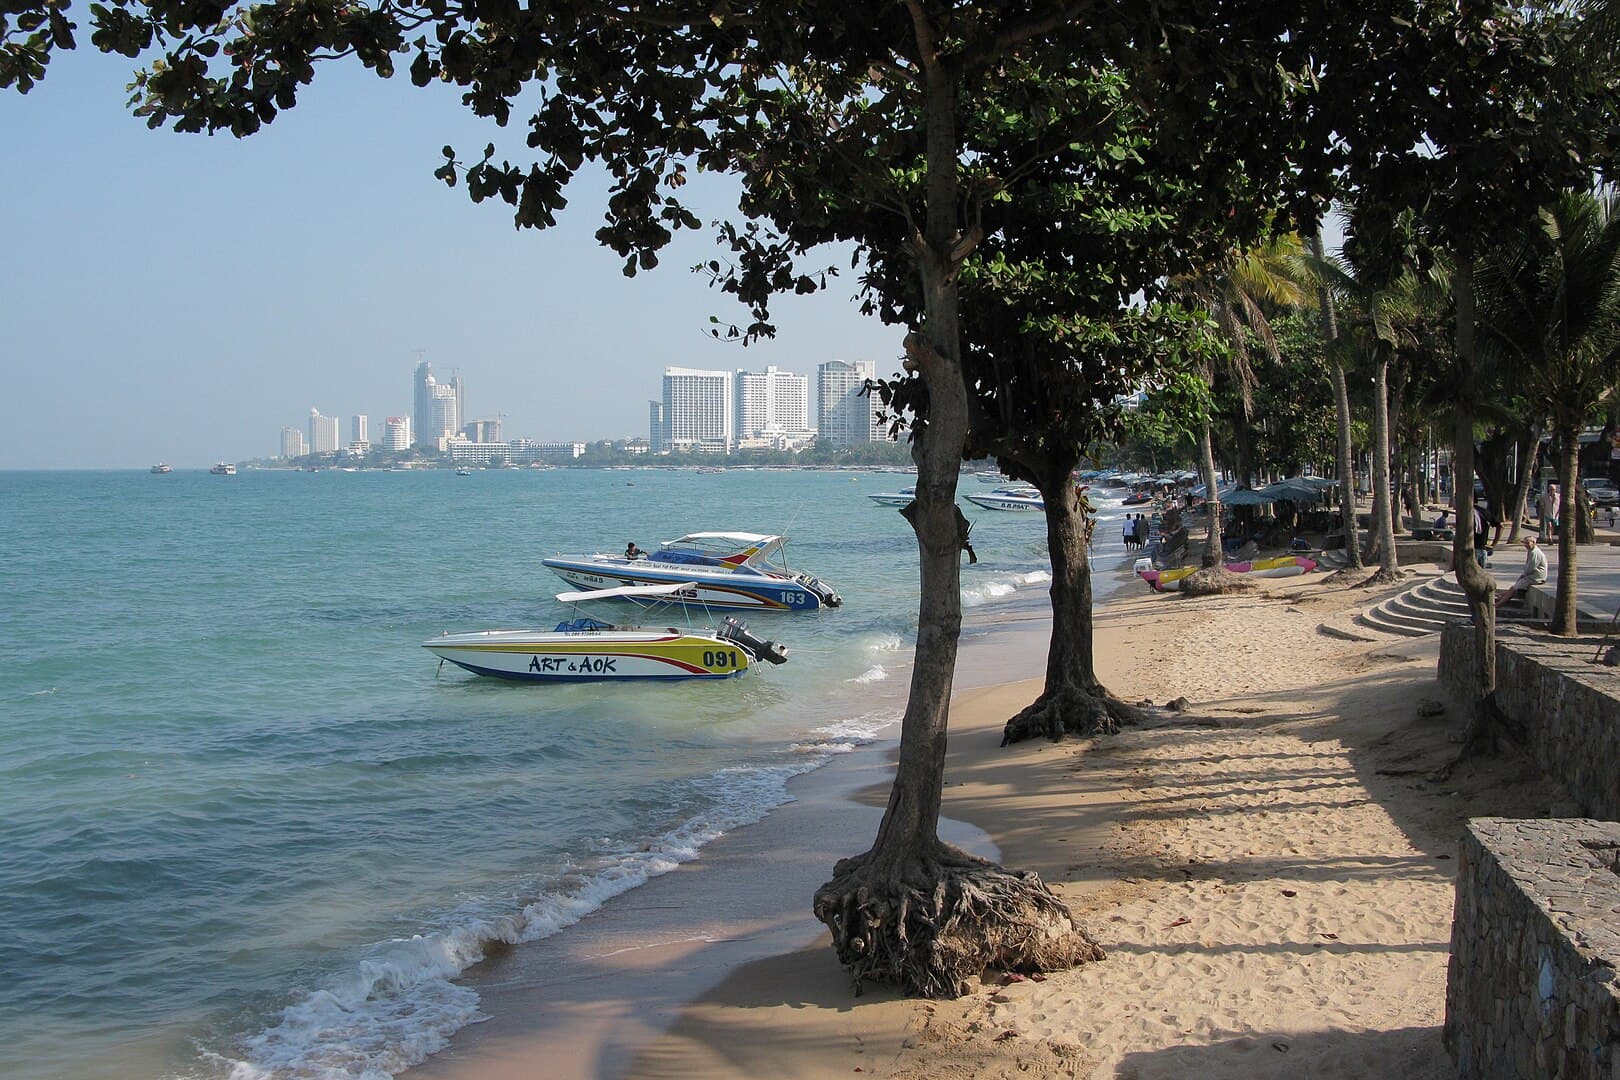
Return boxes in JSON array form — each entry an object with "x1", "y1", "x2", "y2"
[
  {"x1": 412, "y1": 359, "x2": 434, "y2": 448},
  {"x1": 352, "y1": 415, "x2": 369, "y2": 444},
  {"x1": 309, "y1": 408, "x2": 340, "y2": 454},
  {"x1": 648, "y1": 400, "x2": 668, "y2": 454},
  {"x1": 280, "y1": 426, "x2": 307, "y2": 458},
  {"x1": 662, "y1": 367, "x2": 734, "y2": 452},
  {"x1": 384, "y1": 416, "x2": 412, "y2": 451},
  {"x1": 735, "y1": 366, "x2": 811, "y2": 439},
  {"x1": 817, "y1": 359, "x2": 879, "y2": 448},
  {"x1": 429, "y1": 381, "x2": 459, "y2": 442}
]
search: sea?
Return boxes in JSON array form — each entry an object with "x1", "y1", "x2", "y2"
[{"x1": 0, "y1": 467, "x2": 1141, "y2": 1080}]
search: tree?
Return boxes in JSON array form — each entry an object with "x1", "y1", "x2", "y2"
[
  {"x1": 1312, "y1": 242, "x2": 1446, "y2": 582},
  {"x1": 1174, "y1": 236, "x2": 1310, "y2": 568},
  {"x1": 1344, "y1": 0, "x2": 1620, "y2": 757},
  {"x1": 1310, "y1": 231, "x2": 1365, "y2": 570},
  {"x1": 8, "y1": 0, "x2": 1474, "y2": 994},
  {"x1": 1478, "y1": 191, "x2": 1620, "y2": 634}
]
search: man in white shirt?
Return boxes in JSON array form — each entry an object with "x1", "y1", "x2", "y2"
[{"x1": 1496, "y1": 535, "x2": 1548, "y2": 609}]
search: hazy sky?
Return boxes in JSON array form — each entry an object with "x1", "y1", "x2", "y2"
[{"x1": 0, "y1": 49, "x2": 900, "y2": 469}]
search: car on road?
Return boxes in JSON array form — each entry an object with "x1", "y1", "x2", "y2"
[{"x1": 1582, "y1": 477, "x2": 1620, "y2": 507}]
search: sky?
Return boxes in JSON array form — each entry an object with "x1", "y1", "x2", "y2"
[{"x1": 0, "y1": 48, "x2": 899, "y2": 469}]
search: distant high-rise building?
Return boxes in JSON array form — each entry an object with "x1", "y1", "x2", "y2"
[
  {"x1": 309, "y1": 408, "x2": 341, "y2": 455},
  {"x1": 662, "y1": 367, "x2": 734, "y2": 452},
  {"x1": 280, "y1": 426, "x2": 307, "y2": 459},
  {"x1": 735, "y1": 366, "x2": 811, "y2": 439},
  {"x1": 412, "y1": 359, "x2": 434, "y2": 448},
  {"x1": 462, "y1": 418, "x2": 502, "y2": 443},
  {"x1": 384, "y1": 416, "x2": 412, "y2": 451},
  {"x1": 648, "y1": 400, "x2": 668, "y2": 454},
  {"x1": 450, "y1": 371, "x2": 465, "y2": 435},
  {"x1": 429, "y1": 382, "x2": 459, "y2": 443},
  {"x1": 352, "y1": 414, "x2": 369, "y2": 445},
  {"x1": 817, "y1": 360, "x2": 880, "y2": 448}
]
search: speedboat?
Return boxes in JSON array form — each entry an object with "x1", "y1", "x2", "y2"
[
  {"x1": 150, "y1": 463, "x2": 172, "y2": 474},
  {"x1": 209, "y1": 462, "x2": 236, "y2": 475},
  {"x1": 542, "y1": 532, "x2": 842, "y2": 611},
  {"x1": 868, "y1": 487, "x2": 915, "y2": 506},
  {"x1": 455, "y1": 467, "x2": 473, "y2": 476},
  {"x1": 424, "y1": 582, "x2": 788, "y2": 681},
  {"x1": 965, "y1": 487, "x2": 1044, "y2": 512}
]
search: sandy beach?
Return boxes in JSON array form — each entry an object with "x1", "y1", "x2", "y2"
[{"x1": 414, "y1": 565, "x2": 1572, "y2": 1079}]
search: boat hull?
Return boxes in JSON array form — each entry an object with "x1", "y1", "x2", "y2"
[
  {"x1": 965, "y1": 494, "x2": 1044, "y2": 511},
  {"x1": 867, "y1": 493, "x2": 914, "y2": 506},
  {"x1": 542, "y1": 556, "x2": 830, "y2": 611},
  {"x1": 425, "y1": 629, "x2": 752, "y2": 681}
]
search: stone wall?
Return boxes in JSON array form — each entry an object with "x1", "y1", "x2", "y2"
[
  {"x1": 1445, "y1": 818, "x2": 1620, "y2": 1079},
  {"x1": 1438, "y1": 624, "x2": 1620, "y2": 821}
]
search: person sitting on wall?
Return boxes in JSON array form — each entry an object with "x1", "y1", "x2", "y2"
[
  {"x1": 1495, "y1": 535, "x2": 1548, "y2": 610},
  {"x1": 625, "y1": 541, "x2": 645, "y2": 560}
]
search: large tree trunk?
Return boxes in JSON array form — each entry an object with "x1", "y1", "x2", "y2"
[
  {"x1": 813, "y1": 53, "x2": 1098, "y2": 999},
  {"x1": 1199, "y1": 417, "x2": 1223, "y2": 567},
  {"x1": 1552, "y1": 417, "x2": 1582, "y2": 635},
  {"x1": 1001, "y1": 460, "x2": 1147, "y2": 744},
  {"x1": 1369, "y1": 355, "x2": 1401, "y2": 582},
  {"x1": 1450, "y1": 258, "x2": 1500, "y2": 760}
]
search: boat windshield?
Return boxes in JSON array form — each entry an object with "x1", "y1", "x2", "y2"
[
  {"x1": 655, "y1": 532, "x2": 787, "y2": 570},
  {"x1": 553, "y1": 616, "x2": 616, "y2": 633}
]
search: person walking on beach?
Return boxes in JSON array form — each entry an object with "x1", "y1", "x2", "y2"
[
  {"x1": 1496, "y1": 535, "x2": 1547, "y2": 609},
  {"x1": 1543, "y1": 482, "x2": 1561, "y2": 540},
  {"x1": 1472, "y1": 503, "x2": 1489, "y2": 568}
]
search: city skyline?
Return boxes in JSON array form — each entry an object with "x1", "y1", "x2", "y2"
[{"x1": 0, "y1": 51, "x2": 900, "y2": 470}]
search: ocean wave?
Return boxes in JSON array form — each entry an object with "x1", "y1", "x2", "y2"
[
  {"x1": 960, "y1": 566, "x2": 1053, "y2": 607},
  {"x1": 789, "y1": 708, "x2": 900, "y2": 755},
  {"x1": 864, "y1": 633, "x2": 905, "y2": 653},
  {"x1": 848, "y1": 665, "x2": 888, "y2": 685},
  {"x1": 216, "y1": 759, "x2": 836, "y2": 1080}
]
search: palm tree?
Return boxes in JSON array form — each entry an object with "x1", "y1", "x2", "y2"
[
  {"x1": 1478, "y1": 191, "x2": 1620, "y2": 634},
  {"x1": 1310, "y1": 252, "x2": 1447, "y2": 583},
  {"x1": 1175, "y1": 235, "x2": 1311, "y2": 568},
  {"x1": 1310, "y1": 231, "x2": 1363, "y2": 571}
]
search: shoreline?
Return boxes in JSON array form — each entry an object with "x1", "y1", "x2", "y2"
[{"x1": 403, "y1": 558, "x2": 1129, "y2": 1079}]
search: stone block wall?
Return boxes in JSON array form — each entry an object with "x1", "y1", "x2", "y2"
[
  {"x1": 1446, "y1": 818, "x2": 1620, "y2": 1079},
  {"x1": 1438, "y1": 624, "x2": 1620, "y2": 820}
]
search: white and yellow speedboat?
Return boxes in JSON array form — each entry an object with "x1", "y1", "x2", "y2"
[{"x1": 424, "y1": 582, "x2": 788, "y2": 682}]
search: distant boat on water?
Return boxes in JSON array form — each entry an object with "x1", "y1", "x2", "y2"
[
  {"x1": 209, "y1": 462, "x2": 236, "y2": 475},
  {"x1": 150, "y1": 463, "x2": 172, "y2": 474}
]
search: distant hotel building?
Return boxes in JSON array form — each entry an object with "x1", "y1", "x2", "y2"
[
  {"x1": 280, "y1": 426, "x2": 307, "y2": 458},
  {"x1": 510, "y1": 439, "x2": 587, "y2": 462},
  {"x1": 309, "y1": 408, "x2": 341, "y2": 455},
  {"x1": 384, "y1": 416, "x2": 412, "y2": 451},
  {"x1": 661, "y1": 367, "x2": 734, "y2": 453},
  {"x1": 817, "y1": 360, "x2": 886, "y2": 448},
  {"x1": 413, "y1": 360, "x2": 465, "y2": 448},
  {"x1": 735, "y1": 366, "x2": 812, "y2": 445},
  {"x1": 352, "y1": 414, "x2": 369, "y2": 445},
  {"x1": 412, "y1": 359, "x2": 434, "y2": 448}
]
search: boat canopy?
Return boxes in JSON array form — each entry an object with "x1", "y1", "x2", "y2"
[
  {"x1": 664, "y1": 531, "x2": 780, "y2": 549},
  {"x1": 555, "y1": 582, "x2": 700, "y2": 604}
]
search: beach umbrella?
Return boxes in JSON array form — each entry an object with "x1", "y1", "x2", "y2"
[
  {"x1": 1258, "y1": 480, "x2": 1325, "y2": 503},
  {"x1": 1223, "y1": 488, "x2": 1273, "y2": 506}
]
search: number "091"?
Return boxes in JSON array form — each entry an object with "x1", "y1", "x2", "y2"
[{"x1": 703, "y1": 650, "x2": 741, "y2": 668}]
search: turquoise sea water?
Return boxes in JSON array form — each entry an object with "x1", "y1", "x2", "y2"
[{"x1": 0, "y1": 468, "x2": 1132, "y2": 1079}]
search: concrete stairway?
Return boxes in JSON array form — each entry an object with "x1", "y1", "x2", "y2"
[{"x1": 1357, "y1": 572, "x2": 1538, "y2": 638}]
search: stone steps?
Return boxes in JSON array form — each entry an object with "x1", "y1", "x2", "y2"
[{"x1": 1356, "y1": 572, "x2": 1538, "y2": 639}]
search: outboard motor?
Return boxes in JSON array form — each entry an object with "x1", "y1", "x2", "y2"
[
  {"x1": 1132, "y1": 556, "x2": 1155, "y2": 576},
  {"x1": 717, "y1": 617, "x2": 789, "y2": 665},
  {"x1": 795, "y1": 572, "x2": 843, "y2": 608}
]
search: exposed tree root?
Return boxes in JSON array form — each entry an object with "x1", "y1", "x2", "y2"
[
  {"x1": 1362, "y1": 567, "x2": 1405, "y2": 587},
  {"x1": 1429, "y1": 692, "x2": 1525, "y2": 781},
  {"x1": 1180, "y1": 565, "x2": 1256, "y2": 597},
  {"x1": 813, "y1": 840, "x2": 1103, "y2": 998},
  {"x1": 1324, "y1": 567, "x2": 1373, "y2": 586},
  {"x1": 1000, "y1": 683, "x2": 1148, "y2": 744}
]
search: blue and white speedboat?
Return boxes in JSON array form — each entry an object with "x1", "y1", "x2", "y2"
[{"x1": 542, "y1": 532, "x2": 843, "y2": 611}]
